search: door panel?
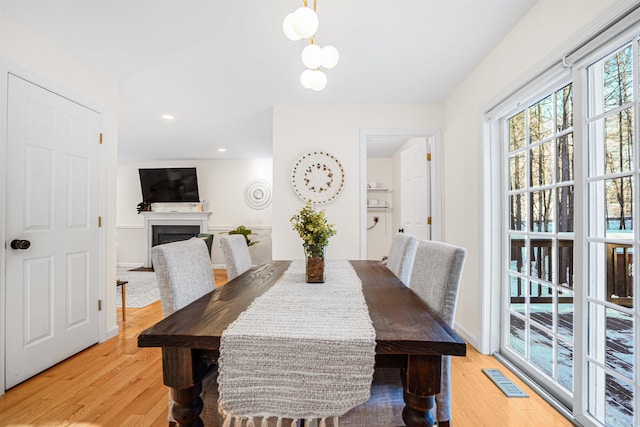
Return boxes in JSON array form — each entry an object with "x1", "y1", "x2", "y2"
[
  {"x1": 24, "y1": 256, "x2": 54, "y2": 345},
  {"x1": 67, "y1": 252, "x2": 90, "y2": 328},
  {"x1": 5, "y1": 74, "x2": 101, "y2": 389}
]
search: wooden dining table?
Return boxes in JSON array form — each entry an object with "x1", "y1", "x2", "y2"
[{"x1": 138, "y1": 260, "x2": 466, "y2": 427}]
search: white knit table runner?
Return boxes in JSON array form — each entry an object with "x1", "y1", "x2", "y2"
[{"x1": 217, "y1": 259, "x2": 376, "y2": 427}]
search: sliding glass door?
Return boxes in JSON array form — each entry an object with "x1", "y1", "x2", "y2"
[
  {"x1": 504, "y1": 82, "x2": 575, "y2": 407},
  {"x1": 584, "y1": 41, "x2": 636, "y2": 427},
  {"x1": 500, "y1": 34, "x2": 640, "y2": 427}
]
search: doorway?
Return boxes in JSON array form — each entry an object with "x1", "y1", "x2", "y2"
[{"x1": 359, "y1": 129, "x2": 441, "y2": 259}]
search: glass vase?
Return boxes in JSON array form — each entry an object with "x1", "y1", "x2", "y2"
[{"x1": 305, "y1": 246, "x2": 325, "y2": 283}]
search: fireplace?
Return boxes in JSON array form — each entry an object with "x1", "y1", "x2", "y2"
[
  {"x1": 142, "y1": 211, "x2": 212, "y2": 268},
  {"x1": 152, "y1": 225, "x2": 200, "y2": 247}
]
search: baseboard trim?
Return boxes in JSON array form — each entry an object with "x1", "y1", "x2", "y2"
[
  {"x1": 103, "y1": 325, "x2": 119, "y2": 342},
  {"x1": 453, "y1": 323, "x2": 479, "y2": 351}
]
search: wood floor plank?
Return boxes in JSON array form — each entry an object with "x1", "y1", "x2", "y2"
[{"x1": 0, "y1": 268, "x2": 572, "y2": 426}]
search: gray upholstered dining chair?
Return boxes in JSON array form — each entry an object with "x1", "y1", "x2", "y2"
[
  {"x1": 384, "y1": 233, "x2": 417, "y2": 284},
  {"x1": 340, "y1": 239, "x2": 467, "y2": 427},
  {"x1": 220, "y1": 234, "x2": 253, "y2": 281},
  {"x1": 151, "y1": 237, "x2": 222, "y2": 426}
]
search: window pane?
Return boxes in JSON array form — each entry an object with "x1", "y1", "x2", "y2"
[
  {"x1": 605, "y1": 108, "x2": 633, "y2": 174},
  {"x1": 557, "y1": 340, "x2": 573, "y2": 392},
  {"x1": 509, "y1": 314, "x2": 526, "y2": 357},
  {"x1": 588, "y1": 362, "x2": 635, "y2": 427},
  {"x1": 509, "y1": 153, "x2": 526, "y2": 190},
  {"x1": 530, "y1": 325, "x2": 553, "y2": 377},
  {"x1": 530, "y1": 141, "x2": 553, "y2": 187},
  {"x1": 557, "y1": 185, "x2": 574, "y2": 232},
  {"x1": 509, "y1": 275, "x2": 526, "y2": 315},
  {"x1": 530, "y1": 239, "x2": 552, "y2": 281},
  {"x1": 589, "y1": 304, "x2": 634, "y2": 380},
  {"x1": 531, "y1": 189, "x2": 553, "y2": 232},
  {"x1": 529, "y1": 95, "x2": 554, "y2": 143},
  {"x1": 558, "y1": 288, "x2": 574, "y2": 341},
  {"x1": 558, "y1": 240, "x2": 574, "y2": 289},
  {"x1": 603, "y1": 44, "x2": 633, "y2": 112},
  {"x1": 530, "y1": 282, "x2": 553, "y2": 330},
  {"x1": 605, "y1": 307, "x2": 634, "y2": 379},
  {"x1": 605, "y1": 176, "x2": 633, "y2": 232},
  {"x1": 556, "y1": 84, "x2": 573, "y2": 130},
  {"x1": 589, "y1": 242, "x2": 609, "y2": 301},
  {"x1": 557, "y1": 133, "x2": 574, "y2": 182},
  {"x1": 606, "y1": 243, "x2": 634, "y2": 308},
  {"x1": 509, "y1": 236, "x2": 526, "y2": 273},
  {"x1": 604, "y1": 373, "x2": 634, "y2": 427},
  {"x1": 509, "y1": 111, "x2": 526, "y2": 151},
  {"x1": 510, "y1": 193, "x2": 526, "y2": 231}
]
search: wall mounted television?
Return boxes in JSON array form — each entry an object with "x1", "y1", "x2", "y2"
[{"x1": 139, "y1": 167, "x2": 200, "y2": 203}]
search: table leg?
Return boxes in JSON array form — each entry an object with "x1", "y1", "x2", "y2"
[
  {"x1": 402, "y1": 354, "x2": 441, "y2": 427},
  {"x1": 162, "y1": 348, "x2": 205, "y2": 427},
  {"x1": 121, "y1": 283, "x2": 126, "y2": 321}
]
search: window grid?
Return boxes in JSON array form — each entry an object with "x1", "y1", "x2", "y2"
[
  {"x1": 584, "y1": 39, "x2": 638, "y2": 427},
  {"x1": 505, "y1": 82, "x2": 575, "y2": 395}
]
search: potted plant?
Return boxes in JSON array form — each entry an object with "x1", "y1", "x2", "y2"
[
  {"x1": 225, "y1": 225, "x2": 259, "y2": 247},
  {"x1": 290, "y1": 201, "x2": 337, "y2": 283}
]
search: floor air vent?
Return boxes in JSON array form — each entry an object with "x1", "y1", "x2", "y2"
[{"x1": 482, "y1": 368, "x2": 529, "y2": 398}]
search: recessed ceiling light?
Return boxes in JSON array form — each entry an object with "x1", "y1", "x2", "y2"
[
  {"x1": 218, "y1": 148, "x2": 227, "y2": 152},
  {"x1": 161, "y1": 114, "x2": 175, "y2": 120}
]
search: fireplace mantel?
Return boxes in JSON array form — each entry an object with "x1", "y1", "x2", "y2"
[{"x1": 142, "y1": 211, "x2": 213, "y2": 267}]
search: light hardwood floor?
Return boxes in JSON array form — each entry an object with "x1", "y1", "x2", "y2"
[{"x1": 0, "y1": 270, "x2": 572, "y2": 427}]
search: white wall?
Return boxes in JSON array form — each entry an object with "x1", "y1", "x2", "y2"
[
  {"x1": 116, "y1": 159, "x2": 273, "y2": 266},
  {"x1": 441, "y1": 0, "x2": 620, "y2": 350},
  {"x1": 272, "y1": 104, "x2": 442, "y2": 260},
  {"x1": 0, "y1": 8, "x2": 120, "y2": 393},
  {"x1": 366, "y1": 158, "x2": 393, "y2": 260}
]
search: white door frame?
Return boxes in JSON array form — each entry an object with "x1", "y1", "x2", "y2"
[
  {"x1": 0, "y1": 61, "x2": 108, "y2": 394},
  {"x1": 359, "y1": 128, "x2": 442, "y2": 259}
]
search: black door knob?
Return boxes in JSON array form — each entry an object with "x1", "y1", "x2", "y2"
[{"x1": 10, "y1": 239, "x2": 31, "y2": 250}]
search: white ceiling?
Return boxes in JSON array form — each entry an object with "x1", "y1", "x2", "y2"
[{"x1": 1, "y1": 0, "x2": 536, "y2": 161}]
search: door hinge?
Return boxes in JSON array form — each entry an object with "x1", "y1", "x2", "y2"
[
  {"x1": 427, "y1": 216, "x2": 432, "y2": 225},
  {"x1": 98, "y1": 300, "x2": 102, "y2": 311},
  {"x1": 99, "y1": 133, "x2": 103, "y2": 144},
  {"x1": 98, "y1": 216, "x2": 102, "y2": 227},
  {"x1": 426, "y1": 153, "x2": 432, "y2": 161}
]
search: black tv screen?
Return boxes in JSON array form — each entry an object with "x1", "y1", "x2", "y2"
[{"x1": 139, "y1": 168, "x2": 200, "y2": 203}]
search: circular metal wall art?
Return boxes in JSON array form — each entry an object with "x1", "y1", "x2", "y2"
[
  {"x1": 291, "y1": 151, "x2": 345, "y2": 204},
  {"x1": 244, "y1": 179, "x2": 272, "y2": 210}
]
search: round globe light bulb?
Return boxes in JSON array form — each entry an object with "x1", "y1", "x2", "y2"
[
  {"x1": 300, "y1": 69, "x2": 315, "y2": 89},
  {"x1": 301, "y1": 44, "x2": 323, "y2": 69},
  {"x1": 282, "y1": 13, "x2": 301, "y2": 41},
  {"x1": 291, "y1": 6, "x2": 318, "y2": 38},
  {"x1": 321, "y1": 45, "x2": 340, "y2": 69},
  {"x1": 309, "y1": 70, "x2": 327, "y2": 91}
]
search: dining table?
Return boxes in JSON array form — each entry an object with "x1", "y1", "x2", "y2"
[{"x1": 138, "y1": 260, "x2": 467, "y2": 427}]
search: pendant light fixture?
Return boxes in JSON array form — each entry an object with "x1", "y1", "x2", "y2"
[{"x1": 282, "y1": 0, "x2": 339, "y2": 91}]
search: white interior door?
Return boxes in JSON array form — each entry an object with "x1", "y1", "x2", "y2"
[
  {"x1": 5, "y1": 74, "x2": 101, "y2": 389},
  {"x1": 400, "y1": 139, "x2": 431, "y2": 240}
]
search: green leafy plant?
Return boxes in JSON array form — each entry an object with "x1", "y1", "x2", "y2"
[
  {"x1": 136, "y1": 201, "x2": 151, "y2": 214},
  {"x1": 226, "y1": 225, "x2": 259, "y2": 246},
  {"x1": 290, "y1": 201, "x2": 337, "y2": 258}
]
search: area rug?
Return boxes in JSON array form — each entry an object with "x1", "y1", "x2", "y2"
[{"x1": 116, "y1": 267, "x2": 160, "y2": 308}]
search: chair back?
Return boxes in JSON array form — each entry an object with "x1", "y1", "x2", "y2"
[
  {"x1": 386, "y1": 233, "x2": 417, "y2": 284},
  {"x1": 220, "y1": 234, "x2": 253, "y2": 281},
  {"x1": 151, "y1": 238, "x2": 216, "y2": 317},
  {"x1": 408, "y1": 240, "x2": 466, "y2": 326}
]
